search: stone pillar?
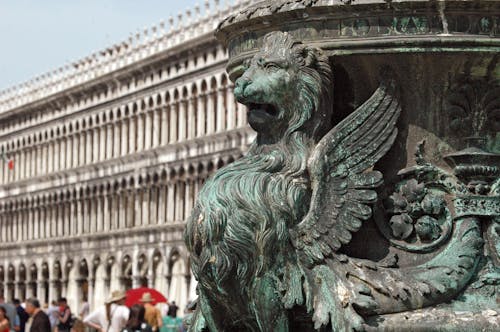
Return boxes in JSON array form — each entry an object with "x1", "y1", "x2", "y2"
[
  {"x1": 99, "y1": 126, "x2": 106, "y2": 161},
  {"x1": 37, "y1": 280, "x2": 45, "y2": 304},
  {"x1": 129, "y1": 116, "x2": 136, "y2": 152},
  {"x1": 237, "y1": 102, "x2": 246, "y2": 127},
  {"x1": 65, "y1": 135, "x2": 73, "y2": 169},
  {"x1": 107, "y1": 124, "x2": 114, "y2": 159},
  {"x1": 160, "y1": 106, "x2": 169, "y2": 145},
  {"x1": 144, "y1": 111, "x2": 152, "y2": 149},
  {"x1": 27, "y1": 208, "x2": 33, "y2": 241},
  {"x1": 187, "y1": 97, "x2": 196, "y2": 139},
  {"x1": 137, "y1": 114, "x2": 144, "y2": 151},
  {"x1": 226, "y1": 85, "x2": 236, "y2": 130},
  {"x1": 86, "y1": 130, "x2": 92, "y2": 164},
  {"x1": 152, "y1": 108, "x2": 160, "y2": 148},
  {"x1": 92, "y1": 127, "x2": 102, "y2": 163},
  {"x1": 178, "y1": 99, "x2": 187, "y2": 141},
  {"x1": 158, "y1": 184, "x2": 166, "y2": 225},
  {"x1": 49, "y1": 280, "x2": 58, "y2": 303},
  {"x1": 127, "y1": 190, "x2": 135, "y2": 228},
  {"x1": 79, "y1": 133, "x2": 85, "y2": 166},
  {"x1": 103, "y1": 193, "x2": 110, "y2": 232},
  {"x1": 167, "y1": 183, "x2": 175, "y2": 222},
  {"x1": 169, "y1": 102, "x2": 178, "y2": 142},
  {"x1": 150, "y1": 186, "x2": 158, "y2": 225},
  {"x1": 96, "y1": 195, "x2": 103, "y2": 233},
  {"x1": 207, "y1": 91, "x2": 215, "y2": 134},
  {"x1": 114, "y1": 122, "x2": 121, "y2": 158},
  {"x1": 195, "y1": 94, "x2": 206, "y2": 137},
  {"x1": 216, "y1": 88, "x2": 225, "y2": 132},
  {"x1": 121, "y1": 120, "x2": 128, "y2": 156},
  {"x1": 135, "y1": 189, "x2": 142, "y2": 227},
  {"x1": 142, "y1": 188, "x2": 149, "y2": 226}
]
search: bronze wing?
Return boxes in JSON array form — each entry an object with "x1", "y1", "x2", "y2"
[{"x1": 291, "y1": 79, "x2": 401, "y2": 265}]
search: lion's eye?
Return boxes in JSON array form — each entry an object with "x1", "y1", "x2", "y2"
[{"x1": 265, "y1": 62, "x2": 280, "y2": 70}]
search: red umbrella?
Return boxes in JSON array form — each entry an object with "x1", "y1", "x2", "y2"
[{"x1": 125, "y1": 287, "x2": 168, "y2": 307}]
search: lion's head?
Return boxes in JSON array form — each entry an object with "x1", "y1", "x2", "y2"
[{"x1": 234, "y1": 31, "x2": 333, "y2": 144}]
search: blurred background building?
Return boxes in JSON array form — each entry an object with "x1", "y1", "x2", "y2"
[{"x1": 0, "y1": 0, "x2": 258, "y2": 314}]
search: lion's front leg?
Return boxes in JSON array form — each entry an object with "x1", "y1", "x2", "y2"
[{"x1": 251, "y1": 272, "x2": 289, "y2": 332}]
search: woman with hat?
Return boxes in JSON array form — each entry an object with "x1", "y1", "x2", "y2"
[
  {"x1": 83, "y1": 290, "x2": 130, "y2": 332},
  {"x1": 139, "y1": 293, "x2": 162, "y2": 332}
]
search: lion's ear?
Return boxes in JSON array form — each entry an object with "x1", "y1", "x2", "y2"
[{"x1": 301, "y1": 47, "x2": 318, "y2": 67}]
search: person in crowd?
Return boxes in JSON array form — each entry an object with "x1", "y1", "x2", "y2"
[
  {"x1": 55, "y1": 298, "x2": 71, "y2": 332},
  {"x1": 83, "y1": 290, "x2": 129, "y2": 332},
  {"x1": 121, "y1": 305, "x2": 152, "y2": 332},
  {"x1": 166, "y1": 302, "x2": 177, "y2": 319},
  {"x1": 24, "y1": 298, "x2": 51, "y2": 332},
  {"x1": 78, "y1": 301, "x2": 89, "y2": 321},
  {"x1": 13, "y1": 300, "x2": 28, "y2": 332},
  {"x1": 0, "y1": 297, "x2": 19, "y2": 332},
  {"x1": 45, "y1": 302, "x2": 58, "y2": 332},
  {"x1": 0, "y1": 307, "x2": 10, "y2": 332},
  {"x1": 139, "y1": 294, "x2": 161, "y2": 332}
]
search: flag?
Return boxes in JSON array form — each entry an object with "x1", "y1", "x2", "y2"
[{"x1": 1, "y1": 150, "x2": 13, "y2": 170}]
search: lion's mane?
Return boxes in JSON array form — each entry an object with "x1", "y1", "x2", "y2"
[{"x1": 185, "y1": 32, "x2": 333, "y2": 307}]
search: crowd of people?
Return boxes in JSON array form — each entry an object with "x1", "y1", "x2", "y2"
[{"x1": 0, "y1": 292, "x2": 184, "y2": 332}]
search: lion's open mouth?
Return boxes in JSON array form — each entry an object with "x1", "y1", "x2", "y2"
[{"x1": 248, "y1": 103, "x2": 279, "y2": 117}]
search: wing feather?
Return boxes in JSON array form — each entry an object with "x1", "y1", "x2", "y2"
[{"x1": 292, "y1": 79, "x2": 401, "y2": 264}]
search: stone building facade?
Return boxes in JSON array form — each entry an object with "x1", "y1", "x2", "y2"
[{"x1": 0, "y1": 0, "x2": 257, "y2": 314}]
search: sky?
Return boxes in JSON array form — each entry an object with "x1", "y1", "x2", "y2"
[{"x1": 0, "y1": 0, "x2": 207, "y2": 90}]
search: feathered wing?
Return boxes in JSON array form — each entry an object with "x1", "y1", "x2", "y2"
[{"x1": 291, "y1": 78, "x2": 401, "y2": 265}]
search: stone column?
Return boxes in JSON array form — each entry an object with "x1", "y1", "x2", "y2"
[
  {"x1": 127, "y1": 190, "x2": 135, "y2": 228},
  {"x1": 79, "y1": 132, "x2": 85, "y2": 166},
  {"x1": 169, "y1": 102, "x2": 178, "y2": 143},
  {"x1": 226, "y1": 85, "x2": 236, "y2": 130},
  {"x1": 99, "y1": 126, "x2": 106, "y2": 161},
  {"x1": 150, "y1": 186, "x2": 158, "y2": 225},
  {"x1": 66, "y1": 136, "x2": 72, "y2": 170},
  {"x1": 160, "y1": 106, "x2": 169, "y2": 145},
  {"x1": 37, "y1": 280, "x2": 45, "y2": 303},
  {"x1": 178, "y1": 99, "x2": 187, "y2": 141},
  {"x1": 68, "y1": 197, "x2": 76, "y2": 235},
  {"x1": 152, "y1": 108, "x2": 160, "y2": 148},
  {"x1": 187, "y1": 97, "x2": 196, "y2": 139},
  {"x1": 49, "y1": 280, "x2": 58, "y2": 303},
  {"x1": 141, "y1": 188, "x2": 149, "y2": 226},
  {"x1": 144, "y1": 111, "x2": 152, "y2": 149},
  {"x1": 117, "y1": 191, "x2": 124, "y2": 229},
  {"x1": 195, "y1": 94, "x2": 206, "y2": 137},
  {"x1": 27, "y1": 208, "x2": 33, "y2": 241},
  {"x1": 113, "y1": 192, "x2": 119, "y2": 230},
  {"x1": 129, "y1": 116, "x2": 136, "y2": 152},
  {"x1": 158, "y1": 184, "x2": 166, "y2": 224},
  {"x1": 96, "y1": 195, "x2": 103, "y2": 233},
  {"x1": 207, "y1": 91, "x2": 215, "y2": 134},
  {"x1": 237, "y1": 102, "x2": 246, "y2": 127},
  {"x1": 135, "y1": 189, "x2": 142, "y2": 227},
  {"x1": 121, "y1": 120, "x2": 128, "y2": 156},
  {"x1": 86, "y1": 130, "x2": 93, "y2": 164},
  {"x1": 114, "y1": 122, "x2": 121, "y2": 158},
  {"x1": 103, "y1": 194, "x2": 111, "y2": 232},
  {"x1": 167, "y1": 183, "x2": 175, "y2": 222},
  {"x1": 137, "y1": 114, "x2": 144, "y2": 152},
  {"x1": 107, "y1": 124, "x2": 114, "y2": 159},
  {"x1": 216, "y1": 87, "x2": 225, "y2": 132},
  {"x1": 90, "y1": 129, "x2": 97, "y2": 162}
]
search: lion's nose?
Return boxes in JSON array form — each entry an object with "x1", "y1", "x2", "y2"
[{"x1": 234, "y1": 77, "x2": 252, "y2": 101}]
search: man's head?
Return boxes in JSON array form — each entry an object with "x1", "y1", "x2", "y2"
[
  {"x1": 58, "y1": 298, "x2": 67, "y2": 307},
  {"x1": 0, "y1": 296, "x2": 5, "y2": 303},
  {"x1": 25, "y1": 298, "x2": 40, "y2": 316},
  {"x1": 13, "y1": 299, "x2": 21, "y2": 307}
]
